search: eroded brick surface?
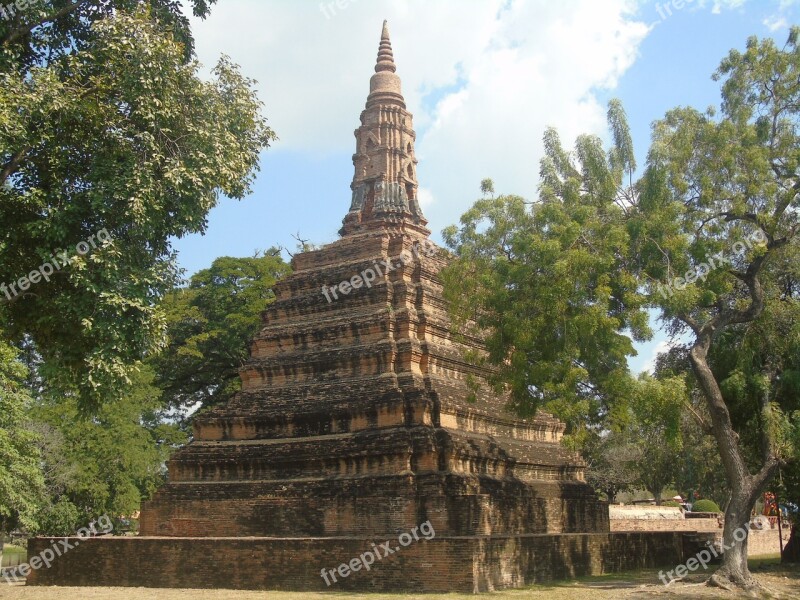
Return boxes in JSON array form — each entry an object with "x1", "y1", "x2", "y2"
[{"x1": 27, "y1": 533, "x2": 718, "y2": 592}]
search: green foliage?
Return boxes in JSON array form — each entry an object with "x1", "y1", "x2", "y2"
[
  {"x1": 633, "y1": 34, "x2": 800, "y2": 561},
  {"x1": 0, "y1": 337, "x2": 44, "y2": 534},
  {"x1": 444, "y1": 31, "x2": 800, "y2": 580},
  {"x1": 35, "y1": 497, "x2": 82, "y2": 537},
  {"x1": 0, "y1": 5, "x2": 275, "y2": 411},
  {"x1": 626, "y1": 375, "x2": 685, "y2": 503},
  {"x1": 151, "y1": 251, "x2": 291, "y2": 414},
  {"x1": 0, "y1": 1, "x2": 219, "y2": 70},
  {"x1": 692, "y1": 498, "x2": 722, "y2": 513},
  {"x1": 30, "y1": 365, "x2": 186, "y2": 531},
  {"x1": 442, "y1": 103, "x2": 650, "y2": 434},
  {"x1": 676, "y1": 406, "x2": 730, "y2": 507},
  {"x1": 663, "y1": 500, "x2": 681, "y2": 507},
  {"x1": 584, "y1": 431, "x2": 640, "y2": 502}
]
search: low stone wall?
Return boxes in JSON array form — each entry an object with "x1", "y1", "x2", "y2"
[
  {"x1": 610, "y1": 518, "x2": 720, "y2": 532},
  {"x1": 608, "y1": 505, "x2": 720, "y2": 532},
  {"x1": 747, "y1": 529, "x2": 790, "y2": 557},
  {"x1": 24, "y1": 532, "x2": 716, "y2": 593}
]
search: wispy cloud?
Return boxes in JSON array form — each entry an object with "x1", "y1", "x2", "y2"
[{"x1": 183, "y1": 0, "x2": 649, "y2": 230}]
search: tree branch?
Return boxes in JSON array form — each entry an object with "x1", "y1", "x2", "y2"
[
  {"x1": 1, "y1": 0, "x2": 90, "y2": 47},
  {"x1": 0, "y1": 146, "x2": 31, "y2": 186}
]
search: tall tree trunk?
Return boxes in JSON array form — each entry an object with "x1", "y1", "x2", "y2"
[
  {"x1": 689, "y1": 342, "x2": 779, "y2": 590},
  {"x1": 714, "y1": 489, "x2": 755, "y2": 586}
]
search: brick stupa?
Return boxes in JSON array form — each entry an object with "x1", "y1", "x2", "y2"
[
  {"x1": 33, "y1": 23, "x2": 712, "y2": 595},
  {"x1": 139, "y1": 20, "x2": 606, "y2": 541}
]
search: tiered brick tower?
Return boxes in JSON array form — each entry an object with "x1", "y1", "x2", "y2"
[{"x1": 139, "y1": 20, "x2": 606, "y2": 541}]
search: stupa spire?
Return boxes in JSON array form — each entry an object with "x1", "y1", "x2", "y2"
[
  {"x1": 375, "y1": 20, "x2": 396, "y2": 73},
  {"x1": 340, "y1": 21, "x2": 428, "y2": 236}
]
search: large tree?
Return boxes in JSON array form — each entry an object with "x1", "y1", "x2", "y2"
[
  {"x1": 0, "y1": 336, "x2": 44, "y2": 566},
  {"x1": 632, "y1": 32, "x2": 800, "y2": 587},
  {"x1": 627, "y1": 375, "x2": 684, "y2": 505},
  {"x1": 151, "y1": 251, "x2": 290, "y2": 417},
  {"x1": 0, "y1": 1, "x2": 275, "y2": 411},
  {"x1": 584, "y1": 432, "x2": 640, "y2": 503},
  {"x1": 443, "y1": 32, "x2": 800, "y2": 589},
  {"x1": 31, "y1": 364, "x2": 186, "y2": 534},
  {"x1": 442, "y1": 101, "x2": 649, "y2": 437}
]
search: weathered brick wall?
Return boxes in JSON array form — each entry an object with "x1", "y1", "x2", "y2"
[
  {"x1": 610, "y1": 518, "x2": 720, "y2": 532},
  {"x1": 747, "y1": 529, "x2": 790, "y2": 556},
  {"x1": 141, "y1": 471, "x2": 607, "y2": 538},
  {"x1": 26, "y1": 532, "x2": 714, "y2": 593}
]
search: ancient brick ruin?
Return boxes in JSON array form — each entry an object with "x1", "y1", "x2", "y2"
[
  {"x1": 28, "y1": 22, "x2": 717, "y2": 592},
  {"x1": 139, "y1": 20, "x2": 607, "y2": 541}
]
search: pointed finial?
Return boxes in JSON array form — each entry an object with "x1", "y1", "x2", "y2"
[{"x1": 375, "y1": 19, "x2": 396, "y2": 74}]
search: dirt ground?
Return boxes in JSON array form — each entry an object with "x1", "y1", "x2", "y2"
[{"x1": 0, "y1": 562, "x2": 798, "y2": 600}]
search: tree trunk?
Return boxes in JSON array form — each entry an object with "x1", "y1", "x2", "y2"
[
  {"x1": 689, "y1": 342, "x2": 779, "y2": 590},
  {"x1": 710, "y1": 491, "x2": 756, "y2": 588}
]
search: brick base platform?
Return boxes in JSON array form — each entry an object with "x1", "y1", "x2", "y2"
[{"x1": 26, "y1": 532, "x2": 717, "y2": 593}]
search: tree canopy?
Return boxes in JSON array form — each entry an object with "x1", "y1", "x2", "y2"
[
  {"x1": 443, "y1": 30, "x2": 800, "y2": 588},
  {"x1": 151, "y1": 251, "x2": 290, "y2": 416},
  {"x1": 0, "y1": 2, "x2": 275, "y2": 411},
  {"x1": 0, "y1": 336, "x2": 44, "y2": 538}
]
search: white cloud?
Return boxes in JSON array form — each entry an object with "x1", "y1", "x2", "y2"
[
  {"x1": 639, "y1": 339, "x2": 677, "y2": 374},
  {"x1": 709, "y1": 0, "x2": 747, "y2": 14},
  {"x1": 184, "y1": 0, "x2": 649, "y2": 235},
  {"x1": 763, "y1": 14, "x2": 789, "y2": 29},
  {"x1": 417, "y1": 187, "x2": 435, "y2": 210}
]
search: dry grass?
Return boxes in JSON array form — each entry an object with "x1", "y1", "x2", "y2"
[{"x1": 0, "y1": 562, "x2": 798, "y2": 600}]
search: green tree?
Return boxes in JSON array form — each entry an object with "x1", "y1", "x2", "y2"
[
  {"x1": 632, "y1": 32, "x2": 800, "y2": 587},
  {"x1": 442, "y1": 99, "x2": 650, "y2": 447},
  {"x1": 583, "y1": 375, "x2": 684, "y2": 505},
  {"x1": 30, "y1": 365, "x2": 186, "y2": 533},
  {"x1": 0, "y1": 3, "x2": 275, "y2": 411},
  {"x1": 584, "y1": 431, "x2": 640, "y2": 503},
  {"x1": 151, "y1": 251, "x2": 290, "y2": 416},
  {"x1": 653, "y1": 347, "x2": 730, "y2": 507},
  {"x1": 0, "y1": 337, "x2": 44, "y2": 565},
  {"x1": 443, "y1": 31, "x2": 800, "y2": 588},
  {"x1": 627, "y1": 375, "x2": 684, "y2": 505}
]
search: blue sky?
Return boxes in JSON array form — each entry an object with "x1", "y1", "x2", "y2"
[{"x1": 174, "y1": 0, "x2": 800, "y2": 374}]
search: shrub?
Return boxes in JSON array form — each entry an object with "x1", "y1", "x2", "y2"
[
  {"x1": 692, "y1": 499, "x2": 722, "y2": 513},
  {"x1": 663, "y1": 500, "x2": 681, "y2": 507}
]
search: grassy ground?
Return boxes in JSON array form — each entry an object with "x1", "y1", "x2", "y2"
[
  {"x1": 0, "y1": 547, "x2": 26, "y2": 569},
  {"x1": 0, "y1": 559, "x2": 797, "y2": 600}
]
